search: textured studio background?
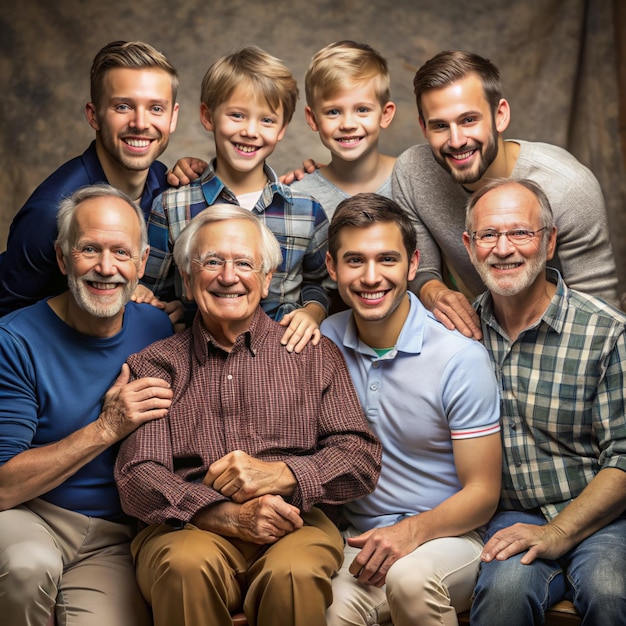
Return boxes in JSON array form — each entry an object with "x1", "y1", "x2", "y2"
[{"x1": 1, "y1": 0, "x2": 625, "y2": 300}]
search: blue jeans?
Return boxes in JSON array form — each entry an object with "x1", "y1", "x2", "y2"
[{"x1": 470, "y1": 509, "x2": 626, "y2": 626}]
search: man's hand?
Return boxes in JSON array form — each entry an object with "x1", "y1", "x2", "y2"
[
  {"x1": 132, "y1": 285, "x2": 184, "y2": 330},
  {"x1": 481, "y1": 521, "x2": 570, "y2": 565},
  {"x1": 347, "y1": 518, "x2": 420, "y2": 587},
  {"x1": 204, "y1": 450, "x2": 297, "y2": 503},
  {"x1": 166, "y1": 157, "x2": 208, "y2": 187},
  {"x1": 279, "y1": 159, "x2": 322, "y2": 185},
  {"x1": 279, "y1": 305, "x2": 323, "y2": 353},
  {"x1": 420, "y1": 280, "x2": 482, "y2": 340},
  {"x1": 236, "y1": 494, "x2": 304, "y2": 544},
  {"x1": 97, "y1": 364, "x2": 172, "y2": 444}
]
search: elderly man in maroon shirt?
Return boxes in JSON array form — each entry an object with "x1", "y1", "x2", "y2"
[{"x1": 115, "y1": 204, "x2": 381, "y2": 626}]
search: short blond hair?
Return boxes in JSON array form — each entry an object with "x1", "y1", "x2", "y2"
[
  {"x1": 200, "y1": 46, "x2": 298, "y2": 125},
  {"x1": 305, "y1": 40, "x2": 391, "y2": 107}
]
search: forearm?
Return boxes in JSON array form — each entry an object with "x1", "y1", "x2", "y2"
[
  {"x1": 409, "y1": 486, "x2": 499, "y2": 546},
  {"x1": 548, "y1": 468, "x2": 626, "y2": 550},
  {"x1": 0, "y1": 419, "x2": 112, "y2": 510},
  {"x1": 302, "y1": 301, "x2": 326, "y2": 325},
  {"x1": 418, "y1": 279, "x2": 448, "y2": 311},
  {"x1": 191, "y1": 500, "x2": 241, "y2": 536}
]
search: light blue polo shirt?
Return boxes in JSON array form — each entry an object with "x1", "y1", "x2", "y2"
[{"x1": 321, "y1": 292, "x2": 500, "y2": 532}]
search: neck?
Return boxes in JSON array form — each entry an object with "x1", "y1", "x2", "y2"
[
  {"x1": 324, "y1": 150, "x2": 394, "y2": 195},
  {"x1": 94, "y1": 138, "x2": 148, "y2": 203},
  {"x1": 464, "y1": 138, "x2": 520, "y2": 193},
  {"x1": 491, "y1": 275, "x2": 556, "y2": 341},
  {"x1": 215, "y1": 159, "x2": 267, "y2": 196},
  {"x1": 354, "y1": 292, "x2": 410, "y2": 349},
  {"x1": 48, "y1": 292, "x2": 125, "y2": 338}
]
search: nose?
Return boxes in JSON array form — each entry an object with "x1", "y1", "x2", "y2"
[
  {"x1": 95, "y1": 250, "x2": 118, "y2": 276},
  {"x1": 339, "y1": 112, "x2": 357, "y2": 130},
  {"x1": 130, "y1": 107, "x2": 149, "y2": 131},
  {"x1": 362, "y1": 260, "x2": 381, "y2": 285},
  {"x1": 448, "y1": 124, "x2": 467, "y2": 149},
  {"x1": 217, "y1": 260, "x2": 240, "y2": 284},
  {"x1": 492, "y1": 233, "x2": 515, "y2": 255},
  {"x1": 242, "y1": 118, "x2": 258, "y2": 138}
]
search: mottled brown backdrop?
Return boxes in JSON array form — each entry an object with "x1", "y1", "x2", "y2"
[{"x1": 1, "y1": 0, "x2": 624, "y2": 300}]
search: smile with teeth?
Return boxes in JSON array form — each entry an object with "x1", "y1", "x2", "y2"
[
  {"x1": 214, "y1": 292, "x2": 243, "y2": 298},
  {"x1": 448, "y1": 149, "x2": 475, "y2": 161},
  {"x1": 492, "y1": 262, "x2": 522, "y2": 270},
  {"x1": 124, "y1": 138, "x2": 153, "y2": 148},
  {"x1": 359, "y1": 291, "x2": 386, "y2": 300},
  {"x1": 89, "y1": 281, "x2": 123, "y2": 290},
  {"x1": 337, "y1": 136, "x2": 362, "y2": 145},
  {"x1": 235, "y1": 143, "x2": 259, "y2": 153}
]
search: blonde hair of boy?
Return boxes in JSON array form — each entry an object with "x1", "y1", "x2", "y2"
[
  {"x1": 304, "y1": 40, "x2": 391, "y2": 107},
  {"x1": 200, "y1": 46, "x2": 298, "y2": 125}
]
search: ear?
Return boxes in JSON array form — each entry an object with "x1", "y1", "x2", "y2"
[
  {"x1": 325, "y1": 250, "x2": 337, "y2": 281},
  {"x1": 304, "y1": 106, "x2": 320, "y2": 132},
  {"x1": 137, "y1": 247, "x2": 149, "y2": 280},
  {"x1": 407, "y1": 249, "x2": 419, "y2": 281},
  {"x1": 276, "y1": 123, "x2": 288, "y2": 143},
  {"x1": 462, "y1": 231, "x2": 473, "y2": 258},
  {"x1": 379, "y1": 101, "x2": 396, "y2": 129},
  {"x1": 200, "y1": 103, "x2": 214, "y2": 132},
  {"x1": 494, "y1": 98, "x2": 510, "y2": 133},
  {"x1": 545, "y1": 226, "x2": 557, "y2": 261},
  {"x1": 85, "y1": 102, "x2": 100, "y2": 131},
  {"x1": 261, "y1": 271, "x2": 273, "y2": 299},
  {"x1": 55, "y1": 243, "x2": 68, "y2": 276},
  {"x1": 181, "y1": 271, "x2": 195, "y2": 301},
  {"x1": 169, "y1": 102, "x2": 180, "y2": 134}
]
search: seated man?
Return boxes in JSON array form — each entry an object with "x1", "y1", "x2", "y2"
[
  {"x1": 0, "y1": 184, "x2": 174, "y2": 626},
  {"x1": 462, "y1": 178, "x2": 626, "y2": 625},
  {"x1": 322, "y1": 193, "x2": 502, "y2": 626},
  {"x1": 114, "y1": 205, "x2": 382, "y2": 626}
]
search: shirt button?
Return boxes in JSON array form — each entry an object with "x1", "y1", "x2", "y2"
[
  {"x1": 227, "y1": 374, "x2": 233, "y2": 380},
  {"x1": 372, "y1": 362, "x2": 379, "y2": 369},
  {"x1": 370, "y1": 383, "x2": 378, "y2": 391}
]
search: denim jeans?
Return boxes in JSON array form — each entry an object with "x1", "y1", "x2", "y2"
[{"x1": 470, "y1": 509, "x2": 626, "y2": 625}]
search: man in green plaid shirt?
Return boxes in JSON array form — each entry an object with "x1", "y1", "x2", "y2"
[{"x1": 462, "y1": 177, "x2": 626, "y2": 625}]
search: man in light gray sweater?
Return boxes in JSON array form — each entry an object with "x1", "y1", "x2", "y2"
[{"x1": 392, "y1": 50, "x2": 618, "y2": 339}]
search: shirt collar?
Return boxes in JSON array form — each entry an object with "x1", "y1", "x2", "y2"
[
  {"x1": 199, "y1": 159, "x2": 292, "y2": 211},
  {"x1": 191, "y1": 306, "x2": 272, "y2": 363},
  {"x1": 341, "y1": 291, "x2": 427, "y2": 358}
]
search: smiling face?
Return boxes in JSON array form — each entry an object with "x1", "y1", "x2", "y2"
[
  {"x1": 463, "y1": 183, "x2": 556, "y2": 297},
  {"x1": 200, "y1": 84, "x2": 287, "y2": 192},
  {"x1": 86, "y1": 67, "x2": 179, "y2": 174},
  {"x1": 326, "y1": 221, "x2": 418, "y2": 347},
  {"x1": 305, "y1": 80, "x2": 395, "y2": 163},
  {"x1": 183, "y1": 219, "x2": 272, "y2": 348},
  {"x1": 59, "y1": 195, "x2": 147, "y2": 321},
  {"x1": 419, "y1": 73, "x2": 509, "y2": 187}
]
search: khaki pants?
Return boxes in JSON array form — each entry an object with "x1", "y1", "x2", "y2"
[
  {"x1": 132, "y1": 506, "x2": 344, "y2": 626},
  {"x1": 327, "y1": 528, "x2": 483, "y2": 626},
  {"x1": 0, "y1": 498, "x2": 150, "y2": 626}
]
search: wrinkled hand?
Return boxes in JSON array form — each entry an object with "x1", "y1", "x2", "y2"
[
  {"x1": 97, "y1": 364, "x2": 172, "y2": 443},
  {"x1": 279, "y1": 308, "x2": 322, "y2": 353},
  {"x1": 279, "y1": 158, "x2": 322, "y2": 185},
  {"x1": 204, "y1": 450, "x2": 296, "y2": 503},
  {"x1": 166, "y1": 157, "x2": 208, "y2": 187},
  {"x1": 422, "y1": 283, "x2": 482, "y2": 340},
  {"x1": 481, "y1": 522, "x2": 569, "y2": 565},
  {"x1": 347, "y1": 518, "x2": 419, "y2": 587},
  {"x1": 236, "y1": 494, "x2": 303, "y2": 544}
]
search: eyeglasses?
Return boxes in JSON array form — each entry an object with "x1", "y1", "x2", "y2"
[
  {"x1": 192, "y1": 256, "x2": 263, "y2": 275},
  {"x1": 471, "y1": 227, "x2": 547, "y2": 249}
]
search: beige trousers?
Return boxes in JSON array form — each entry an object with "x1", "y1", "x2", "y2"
[
  {"x1": 132, "y1": 506, "x2": 344, "y2": 626},
  {"x1": 327, "y1": 529, "x2": 483, "y2": 626},
  {"x1": 0, "y1": 498, "x2": 150, "y2": 626}
]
